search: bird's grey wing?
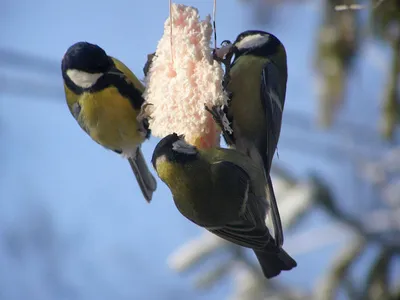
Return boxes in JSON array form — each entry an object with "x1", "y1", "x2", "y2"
[
  {"x1": 208, "y1": 160, "x2": 271, "y2": 250},
  {"x1": 210, "y1": 160, "x2": 250, "y2": 215},
  {"x1": 70, "y1": 102, "x2": 95, "y2": 139},
  {"x1": 260, "y1": 60, "x2": 286, "y2": 170},
  {"x1": 209, "y1": 192, "x2": 272, "y2": 250},
  {"x1": 260, "y1": 61, "x2": 287, "y2": 247}
]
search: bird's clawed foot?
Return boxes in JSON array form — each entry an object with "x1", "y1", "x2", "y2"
[
  {"x1": 212, "y1": 40, "x2": 235, "y2": 98},
  {"x1": 204, "y1": 104, "x2": 235, "y2": 146},
  {"x1": 137, "y1": 102, "x2": 153, "y2": 139},
  {"x1": 225, "y1": 90, "x2": 233, "y2": 104},
  {"x1": 212, "y1": 40, "x2": 232, "y2": 63}
]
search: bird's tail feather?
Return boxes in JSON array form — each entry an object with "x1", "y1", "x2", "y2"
[
  {"x1": 253, "y1": 246, "x2": 297, "y2": 279},
  {"x1": 128, "y1": 148, "x2": 157, "y2": 202},
  {"x1": 266, "y1": 173, "x2": 284, "y2": 247}
]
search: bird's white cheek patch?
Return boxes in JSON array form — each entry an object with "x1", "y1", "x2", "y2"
[
  {"x1": 155, "y1": 155, "x2": 168, "y2": 169},
  {"x1": 66, "y1": 69, "x2": 103, "y2": 88},
  {"x1": 235, "y1": 34, "x2": 270, "y2": 50}
]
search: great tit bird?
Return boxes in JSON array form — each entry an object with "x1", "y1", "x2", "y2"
[
  {"x1": 152, "y1": 133, "x2": 297, "y2": 279},
  {"x1": 61, "y1": 42, "x2": 157, "y2": 202},
  {"x1": 209, "y1": 30, "x2": 287, "y2": 247}
]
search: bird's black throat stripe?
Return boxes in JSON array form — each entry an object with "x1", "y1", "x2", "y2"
[{"x1": 63, "y1": 71, "x2": 145, "y2": 111}]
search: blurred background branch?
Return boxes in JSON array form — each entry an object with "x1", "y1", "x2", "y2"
[{"x1": 315, "y1": 236, "x2": 366, "y2": 300}]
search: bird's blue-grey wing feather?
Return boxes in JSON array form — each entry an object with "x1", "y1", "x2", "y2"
[
  {"x1": 209, "y1": 192, "x2": 271, "y2": 250},
  {"x1": 210, "y1": 160, "x2": 250, "y2": 214},
  {"x1": 260, "y1": 60, "x2": 287, "y2": 170},
  {"x1": 70, "y1": 102, "x2": 92, "y2": 137},
  {"x1": 259, "y1": 61, "x2": 287, "y2": 247},
  {"x1": 208, "y1": 161, "x2": 271, "y2": 250}
]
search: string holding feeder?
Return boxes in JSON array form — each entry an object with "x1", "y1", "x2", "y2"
[
  {"x1": 213, "y1": 0, "x2": 217, "y2": 50},
  {"x1": 169, "y1": 0, "x2": 174, "y2": 65}
]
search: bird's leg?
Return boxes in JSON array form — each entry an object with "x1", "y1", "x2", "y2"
[
  {"x1": 211, "y1": 41, "x2": 236, "y2": 144},
  {"x1": 212, "y1": 40, "x2": 234, "y2": 92},
  {"x1": 221, "y1": 53, "x2": 234, "y2": 92},
  {"x1": 204, "y1": 104, "x2": 235, "y2": 146},
  {"x1": 137, "y1": 102, "x2": 153, "y2": 139},
  {"x1": 225, "y1": 89, "x2": 233, "y2": 106}
]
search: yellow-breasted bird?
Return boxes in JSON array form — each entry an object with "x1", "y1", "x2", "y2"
[
  {"x1": 61, "y1": 42, "x2": 157, "y2": 202},
  {"x1": 209, "y1": 30, "x2": 287, "y2": 248},
  {"x1": 152, "y1": 133, "x2": 297, "y2": 279}
]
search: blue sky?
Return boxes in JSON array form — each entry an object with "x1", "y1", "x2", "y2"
[{"x1": 0, "y1": 1, "x2": 397, "y2": 299}]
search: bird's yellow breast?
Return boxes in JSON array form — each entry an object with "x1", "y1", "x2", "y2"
[
  {"x1": 77, "y1": 87, "x2": 144, "y2": 152},
  {"x1": 155, "y1": 156, "x2": 216, "y2": 225},
  {"x1": 227, "y1": 55, "x2": 269, "y2": 137},
  {"x1": 155, "y1": 156, "x2": 188, "y2": 190},
  {"x1": 155, "y1": 156, "x2": 207, "y2": 197}
]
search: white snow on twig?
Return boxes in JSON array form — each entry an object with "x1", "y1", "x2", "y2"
[{"x1": 168, "y1": 231, "x2": 227, "y2": 271}]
